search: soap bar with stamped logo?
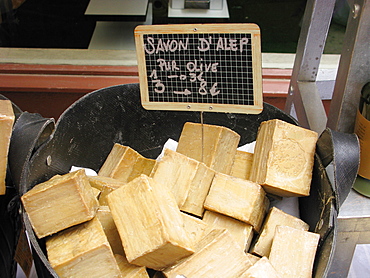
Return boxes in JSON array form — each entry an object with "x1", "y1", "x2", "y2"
[{"x1": 250, "y1": 119, "x2": 318, "y2": 197}]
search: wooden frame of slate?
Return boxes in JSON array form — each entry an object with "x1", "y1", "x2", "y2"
[{"x1": 134, "y1": 24, "x2": 263, "y2": 114}]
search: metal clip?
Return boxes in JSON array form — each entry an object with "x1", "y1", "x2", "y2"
[{"x1": 184, "y1": 0, "x2": 210, "y2": 9}]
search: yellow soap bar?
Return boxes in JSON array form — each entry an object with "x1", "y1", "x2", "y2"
[
  {"x1": 203, "y1": 210, "x2": 254, "y2": 252},
  {"x1": 151, "y1": 148, "x2": 215, "y2": 216},
  {"x1": 88, "y1": 175, "x2": 126, "y2": 205},
  {"x1": 21, "y1": 169, "x2": 99, "y2": 238},
  {"x1": 107, "y1": 174, "x2": 194, "y2": 270},
  {"x1": 269, "y1": 226, "x2": 320, "y2": 278},
  {"x1": 230, "y1": 150, "x2": 254, "y2": 180},
  {"x1": 250, "y1": 119, "x2": 318, "y2": 197},
  {"x1": 99, "y1": 143, "x2": 155, "y2": 183},
  {"x1": 46, "y1": 217, "x2": 121, "y2": 278},
  {"x1": 181, "y1": 212, "x2": 208, "y2": 250},
  {"x1": 115, "y1": 254, "x2": 150, "y2": 278},
  {"x1": 241, "y1": 256, "x2": 281, "y2": 278},
  {"x1": 176, "y1": 122, "x2": 240, "y2": 174},
  {"x1": 163, "y1": 229, "x2": 254, "y2": 278},
  {"x1": 250, "y1": 206, "x2": 309, "y2": 257},
  {"x1": 204, "y1": 172, "x2": 269, "y2": 232},
  {"x1": 0, "y1": 100, "x2": 15, "y2": 195},
  {"x1": 96, "y1": 206, "x2": 124, "y2": 256}
]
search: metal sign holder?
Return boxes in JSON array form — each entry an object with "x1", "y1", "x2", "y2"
[{"x1": 285, "y1": 1, "x2": 370, "y2": 277}]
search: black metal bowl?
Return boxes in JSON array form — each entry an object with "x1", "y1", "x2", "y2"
[{"x1": 17, "y1": 83, "x2": 335, "y2": 278}]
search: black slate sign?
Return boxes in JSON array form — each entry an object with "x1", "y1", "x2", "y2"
[{"x1": 135, "y1": 24, "x2": 263, "y2": 114}]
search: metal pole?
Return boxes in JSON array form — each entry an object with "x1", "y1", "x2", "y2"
[
  {"x1": 327, "y1": 0, "x2": 370, "y2": 133},
  {"x1": 285, "y1": 0, "x2": 336, "y2": 134}
]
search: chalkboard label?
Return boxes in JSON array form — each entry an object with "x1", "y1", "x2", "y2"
[{"x1": 135, "y1": 24, "x2": 263, "y2": 114}]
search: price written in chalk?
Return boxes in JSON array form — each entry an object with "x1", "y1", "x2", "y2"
[{"x1": 149, "y1": 58, "x2": 220, "y2": 96}]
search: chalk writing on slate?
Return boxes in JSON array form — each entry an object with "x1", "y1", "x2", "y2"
[{"x1": 135, "y1": 24, "x2": 263, "y2": 114}]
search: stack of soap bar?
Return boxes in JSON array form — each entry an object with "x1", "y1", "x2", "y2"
[
  {"x1": 250, "y1": 119, "x2": 318, "y2": 197},
  {"x1": 176, "y1": 122, "x2": 240, "y2": 174},
  {"x1": 251, "y1": 206, "x2": 309, "y2": 257},
  {"x1": 269, "y1": 226, "x2": 320, "y2": 278},
  {"x1": 107, "y1": 174, "x2": 194, "y2": 270},
  {"x1": 21, "y1": 169, "x2": 99, "y2": 238},
  {"x1": 46, "y1": 217, "x2": 121, "y2": 278},
  {"x1": 99, "y1": 143, "x2": 156, "y2": 183},
  {"x1": 163, "y1": 229, "x2": 254, "y2": 278},
  {"x1": 204, "y1": 172, "x2": 268, "y2": 232},
  {"x1": 230, "y1": 150, "x2": 254, "y2": 180},
  {"x1": 0, "y1": 100, "x2": 15, "y2": 195},
  {"x1": 88, "y1": 176, "x2": 126, "y2": 205},
  {"x1": 203, "y1": 210, "x2": 254, "y2": 252},
  {"x1": 151, "y1": 148, "x2": 215, "y2": 216}
]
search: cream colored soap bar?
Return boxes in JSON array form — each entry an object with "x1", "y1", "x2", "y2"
[
  {"x1": 115, "y1": 254, "x2": 149, "y2": 278},
  {"x1": 269, "y1": 226, "x2": 320, "y2": 278},
  {"x1": 176, "y1": 122, "x2": 240, "y2": 174},
  {"x1": 250, "y1": 119, "x2": 318, "y2": 197},
  {"x1": 181, "y1": 162, "x2": 215, "y2": 217},
  {"x1": 203, "y1": 210, "x2": 254, "y2": 252},
  {"x1": 181, "y1": 212, "x2": 208, "y2": 249},
  {"x1": 163, "y1": 229, "x2": 254, "y2": 278},
  {"x1": 46, "y1": 217, "x2": 121, "y2": 278},
  {"x1": 251, "y1": 206, "x2": 309, "y2": 257},
  {"x1": 230, "y1": 150, "x2": 254, "y2": 180},
  {"x1": 91, "y1": 186, "x2": 101, "y2": 200},
  {"x1": 246, "y1": 253, "x2": 261, "y2": 265},
  {"x1": 89, "y1": 176, "x2": 126, "y2": 205},
  {"x1": 204, "y1": 173, "x2": 268, "y2": 232},
  {"x1": 151, "y1": 148, "x2": 214, "y2": 216},
  {"x1": 99, "y1": 143, "x2": 156, "y2": 183},
  {"x1": 21, "y1": 169, "x2": 99, "y2": 238},
  {"x1": 241, "y1": 256, "x2": 281, "y2": 278},
  {"x1": 0, "y1": 100, "x2": 15, "y2": 195},
  {"x1": 107, "y1": 174, "x2": 194, "y2": 270},
  {"x1": 96, "y1": 206, "x2": 124, "y2": 256}
]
